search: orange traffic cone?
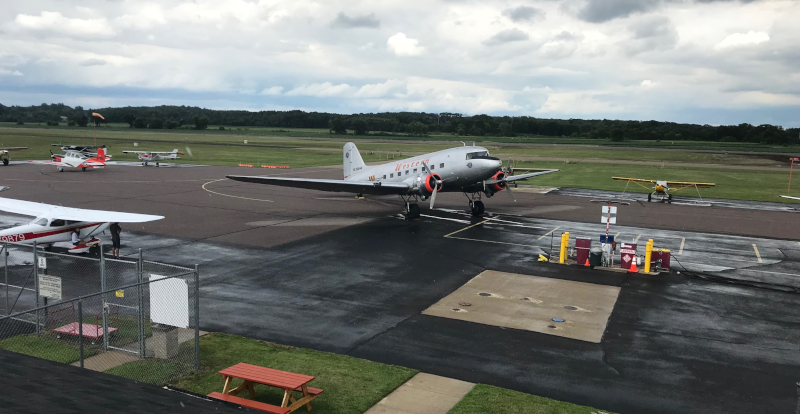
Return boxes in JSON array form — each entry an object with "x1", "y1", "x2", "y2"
[
  {"x1": 584, "y1": 258, "x2": 590, "y2": 267},
  {"x1": 629, "y1": 260, "x2": 638, "y2": 273}
]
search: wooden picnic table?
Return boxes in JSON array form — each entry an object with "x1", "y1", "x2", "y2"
[{"x1": 212, "y1": 363, "x2": 323, "y2": 413}]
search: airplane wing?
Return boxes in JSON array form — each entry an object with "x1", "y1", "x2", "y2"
[
  {"x1": 0, "y1": 197, "x2": 164, "y2": 222},
  {"x1": 612, "y1": 177, "x2": 658, "y2": 184},
  {"x1": 781, "y1": 195, "x2": 800, "y2": 201},
  {"x1": 504, "y1": 169, "x2": 559, "y2": 182},
  {"x1": 227, "y1": 175, "x2": 411, "y2": 195},
  {"x1": 1, "y1": 147, "x2": 27, "y2": 151},
  {"x1": 664, "y1": 180, "x2": 715, "y2": 188},
  {"x1": 122, "y1": 151, "x2": 148, "y2": 154}
]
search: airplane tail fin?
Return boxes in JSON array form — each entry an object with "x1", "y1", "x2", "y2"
[
  {"x1": 96, "y1": 147, "x2": 105, "y2": 160},
  {"x1": 343, "y1": 142, "x2": 365, "y2": 179}
]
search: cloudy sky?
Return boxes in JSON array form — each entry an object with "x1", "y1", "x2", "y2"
[{"x1": 1, "y1": 0, "x2": 798, "y2": 126}]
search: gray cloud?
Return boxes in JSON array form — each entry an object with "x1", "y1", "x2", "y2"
[
  {"x1": 79, "y1": 58, "x2": 106, "y2": 67},
  {"x1": 501, "y1": 6, "x2": 543, "y2": 22},
  {"x1": 577, "y1": 0, "x2": 660, "y2": 23},
  {"x1": 330, "y1": 12, "x2": 380, "y2": 29},
  {"x1": 624, "y1": 16, "x2": 678, "y2": 55},
  {"x1": 484, "y1": 28, "x2": 529, "y2": 46},
  {"x1": 554, "y1": 31, "x2": 581, "y2": 41}
]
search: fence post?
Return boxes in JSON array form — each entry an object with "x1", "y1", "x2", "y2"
[
  {"x1": 796, "y1": 382, "x2": 800, "y2": 414},
  {"x1": 137, "y1": 248, "x2": 145, "y2": 358},
  {"x1": 78, "y1": 300, "x2": 84, "y2": 369},
  {"x1": 33, "y1": 242, "x2": 40, "y2": 335},
  {"x1": 100, "y1": 244, "x2": 108, "y2": 351},
  {"x1": 194, "y1": 264, "x2": 200, "y2": 371},
  {"x1": 4, "y1": 242, "x2": 8, "y2": 315}
]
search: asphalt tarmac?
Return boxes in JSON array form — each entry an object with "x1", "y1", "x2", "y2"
[{"x1": 1, "y1": 162, "x2": 799, "y2": 414}]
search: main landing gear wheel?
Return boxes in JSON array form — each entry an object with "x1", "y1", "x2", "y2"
[
  {"x1": 2, "y1": 159, "x2": 8, "y2": 166},
  {"x1": 647, "y1": 193, "x2": 652, "y2": 202},
  {"x1": 668, "y1": 194, "x2": 673, "y2": 204},
  {"x1": 82, "y1": 167, "x2": 86, "y2": 171},
  {"x1": 156, "y1": 163, "x2": 160, "y2": 167},
  {"x1": 57, "y1": 167, "x2": 64, "y2": 172},
  {"x1": 406, "y1": 203, "x2": 421, "y2": 220},
  {"x1": 470, "y1": 200, "x2": 485, "y2": 216}
]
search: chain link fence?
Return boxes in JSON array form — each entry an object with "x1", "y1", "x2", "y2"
[{"x1": 0, "y1": 241, "x2": 200, "y2": 386}]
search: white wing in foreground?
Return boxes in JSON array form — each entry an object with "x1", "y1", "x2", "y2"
[{"x1": 0, "y1": 197, "x2": 164, "y2": 222}]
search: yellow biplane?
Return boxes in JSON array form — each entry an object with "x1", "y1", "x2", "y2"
[
  {"x1": 1, "y1": 147, "x2": 27, "y2": 166},
  {"x1": 612, "y1": 177, "x2": 715, "y2": 203}
]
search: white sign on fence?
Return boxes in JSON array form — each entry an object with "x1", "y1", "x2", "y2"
[
  {"x1": 38, "y1": 274, "x2": 61, "y2": 300},
  {"x1": 601, "y1": 206, "x2": 618, "y2": 224},
  {"x1": 38, "y1": 257, "x2": 47, "y2": 270},
  {"x1": 149, "y1": 274, "x2": 189, "y2": 328}
]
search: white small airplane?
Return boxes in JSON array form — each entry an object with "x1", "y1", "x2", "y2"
[
  {"x1": 228, "y1": 142, "x2": 558, "y2": 219},
  {"x1": 32, "y1": 148, "x2": 108, "y2": 172},
  {"x1": 0, "y1": 195, "x2": 163, "y2": 254},
  {"x1": 122, "y1": 149, "x2": 184, "y2": 166},
  {"x1": 1, "y1": 147, "x2": 28, "y2": 166},
  {"x1": 52, "y1": 144, "x2": 112, "y2": 160}
]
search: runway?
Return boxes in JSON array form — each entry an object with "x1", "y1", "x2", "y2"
[{"x1": 1, "y1": 162, "x2": 799, "y2": 413}]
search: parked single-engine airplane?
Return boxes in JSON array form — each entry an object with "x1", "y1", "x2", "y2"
[
  {"x1": 612, "y1": 176, "x2": 715, "y2": 203},
  {"x1": 122, "y1": 149, "x2": 183, "y2": 166},
  {"x1": 1, "y1": 147, "x2": 27, "y2": 166},
  {"x1": 228, "y1": 143, "x2": 558, "y2": 219},
  {"x1": 52, "y1": 144, "x2": 112, "y2": 160},
  {"x1": 32, "y1": 147, "x2": 108, "y2": 172},
  {"x1": 0, "y1": 196, "x2": 163, "y2": 253}
]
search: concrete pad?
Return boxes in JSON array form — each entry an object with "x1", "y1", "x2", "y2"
[
  {"x1": 423, "y1": 270, "x2": 620, "y2": 343},
  {"x1": 364, "y1": 373, "x2": 474, "y2": 414},
  {"x1": 71, "y1": 350, "x2": 139, "y2": 372}
]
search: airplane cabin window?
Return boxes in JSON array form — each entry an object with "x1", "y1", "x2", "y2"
[
  {"x1": 406, "y1": 170, "x2": 409, "y2": 175},
  {"x1": 440, "y1": 163, "x2": 444, "y2": 168},
  {"x1": 34, "y1": 218, "x2": 48, "y2": 226},
  {"x1": 466, "y1": 151, "x2": 489, "y2": 160},
  {"x1": 383, "y1": 175, "x2": 386, "y2": 179},
  {"x1": 390, "y1": 173, "x2": 394, "y2": 178},
  {"x1": 413, "y1": 168, "x2": 417, "y2": 173},
  {"x1": 50, "y1": 219, "x2": 66, "y2": 227},
  {"x1": 430, "y1": 165, "x2": 434, "y2": 170}
]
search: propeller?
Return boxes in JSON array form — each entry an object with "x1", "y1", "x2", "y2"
[{"x1": 422, "y1": 161, "x2": 442, "y2": 209}]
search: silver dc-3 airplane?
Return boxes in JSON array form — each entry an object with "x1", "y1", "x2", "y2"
[
  {"x1": 228, "y1": 142, "x2": 559, "y2": 219},
  {"x1": 122, "y1": 149, "x2": 183, "y2": 166},
  {"x1": 0, "y1": 189, "x2": 163, "y2": 253}
]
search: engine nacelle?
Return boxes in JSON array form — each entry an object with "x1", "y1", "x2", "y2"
[
  {"x1": 489, "y1": 171, "x2": 506, "y2": 192},
  {"x1": 418, "y1": 173, "x2": 443, "y2": 195}
]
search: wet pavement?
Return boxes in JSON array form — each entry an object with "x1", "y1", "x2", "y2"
[{"x1": 1, "y1": 163, "x2": 799, "y2": 413}]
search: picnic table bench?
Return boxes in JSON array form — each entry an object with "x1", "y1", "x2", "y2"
[{"x1": 207, "y1": 363, "x2": 323, "y2": 413}]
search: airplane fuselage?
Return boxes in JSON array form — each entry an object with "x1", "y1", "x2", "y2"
[
  {"x1": 0, "y1": 220, "x2": 109, "y2": 244},
  {"x1": 346, "y1": 146, "x2": 503, "y2": 195}
]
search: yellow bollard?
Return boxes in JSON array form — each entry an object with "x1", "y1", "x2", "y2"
[
  {"x1": 559, "y1": 232, "x2": 570, "y2": 264},
  {"x1": 644, "y1": 239, "x2": 654, "y2": 273}
]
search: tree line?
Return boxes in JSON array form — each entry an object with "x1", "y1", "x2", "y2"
[{"x1": 1, "y1": 102, "x2": 798, "y2": 145}]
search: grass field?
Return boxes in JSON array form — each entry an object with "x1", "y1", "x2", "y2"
[
  {"x1": 165, "y1": 333, "x2": 417, "y2": 414},
  {"x1": 2, "y1": 126, "x2": 799, "y2": 202},
  {"x1": 0, "y1": 333, "x2": 99, "y2": 364},
  {"x1": 449, "y1": 384, "x2": 616, "y2": 414}
]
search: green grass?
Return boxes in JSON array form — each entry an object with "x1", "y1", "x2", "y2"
[
  {"x1": 165, "y1": 333, "x2": 417, "y2": 414},
  {"x1": 2, "y1": 126, "x2": 799, "y2": 202},
  {"x1": 448, "y1": 384, "x2": 617, "y2": 414},
  {"x1": 0, "y1": 333, "x2": 99, "y2": 364},
  {"x1": 105, "y1": 359, "x2": 186, "y2": 385}
]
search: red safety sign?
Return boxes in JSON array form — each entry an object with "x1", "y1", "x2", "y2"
[{"x1": 619, "y1": 242, "x2": 637, "y2": 270}]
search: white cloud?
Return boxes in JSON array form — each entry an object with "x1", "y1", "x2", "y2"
[
  {"x1": 0, "y1": 69, "x2": 23, "y2": 77},
  {"x1": 285, "y1": 82, "x2": 353, "y2": 97},
  {"x1": 640, "y1": 80, "x2": 657, "y2": 89},
  {"x1": 355, "y1": 79, "x2": 406, "y2": 98},
  {"x1": 387, "y1": 33, "x2": 424, "y2": 57},
  {"x1": 715, "y1": 31, "x2": 770, "y2": 49},
  {"x1": 14, "y1": 11, "x2": 115, "y2": 37},
  {"x1": 80, "y1": 58, "x2": 107, "y2": 67},
  {"x1": 260, "y1": 86, "x2": 284, "y2": 96}
]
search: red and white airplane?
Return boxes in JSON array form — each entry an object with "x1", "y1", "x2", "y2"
[
  {"x1": 122, "y1": 149, "x2": 183, "y2": 166},
  {"x1": 0, "y1": 195, "x2": 163, "y2": 253},
  {"x1": 32, "y1": 147, "x2": 108, "y2": 172}
]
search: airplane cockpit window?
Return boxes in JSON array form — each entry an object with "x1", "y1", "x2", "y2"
[
  {"x1": 466, "y1": 151, "x2": 489, "y2": 160},
  {"x1": 34, "y1": 218, "x2": 48, "y2": 226},
  {"x1": 49, "y1": 219, "x2": 66, "y2": 227}
]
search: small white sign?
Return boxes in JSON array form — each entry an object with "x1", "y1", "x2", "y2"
[
  {"x1": 37, "y1": 257, "x2": 47, "y2": 270},
  {"x1": 601, "y1": 206, "x2": 617, "y2": 224},
  {"x1": 39, "y1": 274, "x2": 61, "y2": 300},
  {"x1": 149, "y1": 274, "x2": 189, "y2": 328}
]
